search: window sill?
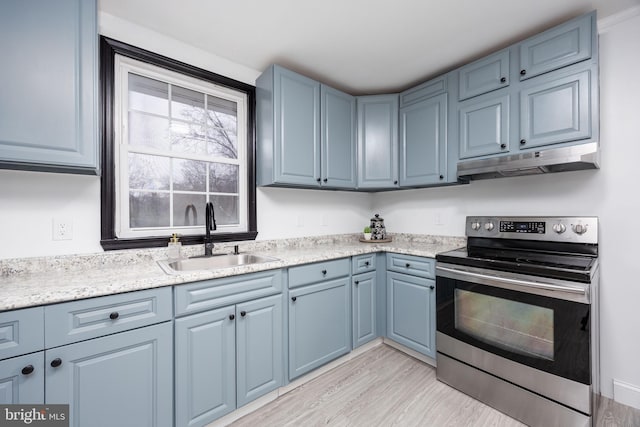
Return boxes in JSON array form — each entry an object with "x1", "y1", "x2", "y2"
[{"x1": 100, "y1": 231, "x2": 258, "y2": 251}]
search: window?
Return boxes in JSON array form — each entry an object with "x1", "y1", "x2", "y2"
[{"x1": 100, "y1": 38, "x2": 256, "y2": 250}]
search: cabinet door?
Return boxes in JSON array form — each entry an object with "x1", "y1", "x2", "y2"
[
  {"x1": 519, "y1": 12, "x2": 593, "y2": 80},
  {"x1": 399, "y1": 93, "x2": 447, "y2": 186},
  {"x1": 352, "y1": 272, "x2": 376, "y2": 348},
  {"x1": 274, "y1": 66, "x2": 321, "y2": 186},
  {"x1": 520, "y1": 70, "x2": 591, "y2": 149},
  {"x1": 0, "y1": 0, "x2": 98, "y2": 174},
  {"x1": 387, "y1": 272, "x2": 436, "y2": 358},
  {"x1": 458, "y1": 50, "x2": 510, "y2": 100},
  {"x1": 236, "y1": 295, "x2": 283, "y2": 407},
  {"x1": 175, "y1": 307, "x2": 235, "y2": 427},
  {"x1": 289, "y1": 278, "x2": 351, "y2": 379},
  {"x1": 357, "y1": 94, "x2": 399, "y2": 188},
  {"x1": 46, "y1": 322, "x2": 173, "y2": 427},
  {"x1": 458, "y1": 92, "x2": 510, "y2": 159},
  {"x1": 321, "y1": 85, "x2": 356, "y2": 188},
  {"x1": 0, "y1": 352, "x2": 44, "y2": 404}
]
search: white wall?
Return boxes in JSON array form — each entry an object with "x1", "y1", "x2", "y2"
[
  {"x1": 0, "y1": 6, "x2": 638, "y2": 407},
  {"x1": 373, "y1": 9, "x2": 640, "y2": 405}
]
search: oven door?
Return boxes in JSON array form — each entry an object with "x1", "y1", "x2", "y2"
[{"x1": 436, "y1": 263, "x2": 591, "y2": 386}]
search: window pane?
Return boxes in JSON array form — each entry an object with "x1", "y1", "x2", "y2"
[
  {"x1": 129, "y1": 111, "x2": 170, "y2": 150},
  {"x1": 207, "y1": 98, "x2": 237, "y2": 159},
  {"x1": 129, "y1": 191, "x2": 169, "y2": 228},
  {"x1": 207, "y1": 128, "x2": 238, "y2": 159},
  {"x1": 210, "y1": 163, "x2": 238, "y2": 193},
  {"x1": 172, "y1": 85, "x2": 205, "y2": 123},
  {"x1": 129, "y1": 153, "x2": 170, "y2": 190},
  {"x1": 129, "y1": 74, "x2": 168, "y2": 116},
  {"x1": 170, "y1": 128, "x2": 206, "y2": 154},
  {"x1": 211, "y1": 195, "x2": 239, "y2": 225},
  {"x1": 173, "y1": 194, "x2": 206, "y2": 226},
  {"x1": 173, "y1": 158, "x2": 206, "y2": 192}
]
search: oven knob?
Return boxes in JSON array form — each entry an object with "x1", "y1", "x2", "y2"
[
  {"x1": 484, "y1": 222, "x2": 494, "y2": 231},
  {"x1": 471, "y1": 221, "x2": 481, "y2": 231},
  {"x1": 572, "y1": 224, "x2": 588, "y2": 235},
  {"x1": 552, "y1": 223, "x2": 566, "y2": 234}
]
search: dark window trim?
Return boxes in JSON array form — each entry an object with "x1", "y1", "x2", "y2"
[{"x1": 99, "y1": 36, "x2": 257, "y2": 251}]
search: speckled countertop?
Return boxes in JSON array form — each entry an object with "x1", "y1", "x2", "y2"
[{"x1": 0, "y1": 233, "x2": 465, "y2": 312}]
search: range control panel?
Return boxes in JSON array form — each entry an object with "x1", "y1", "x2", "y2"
[{"x1": 466, "y1": 216, "x2": 598, "y2": 244}]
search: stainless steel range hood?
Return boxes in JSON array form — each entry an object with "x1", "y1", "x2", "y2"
[{"x1": 457, "y1": 142, "x2": 600, "y2": 181}]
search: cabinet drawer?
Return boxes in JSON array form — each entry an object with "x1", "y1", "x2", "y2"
[
  {"x1": 352, "y1": 254, "x2": 376, "y2": 275},
  {"x1": 175, "y1": 270, "x2": 283, "y2": 316},
  {"x1": 0, "y1": 307, "x2": 44, "y2": 360},
  {"x1": 45, "y1": 287, "x2": 172, "y2": 348},
  {"x1": 386, "y1": 253, "x2": 435, "y2": 279},
  {"x1": 288, "y1": 258, "x2": 351, "y2": 288}
]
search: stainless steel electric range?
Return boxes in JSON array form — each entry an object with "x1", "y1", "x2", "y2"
[{"x1": 436, "y1": 216, "x2": 599, "y2": 427}]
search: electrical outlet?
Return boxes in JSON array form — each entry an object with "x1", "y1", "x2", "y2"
[
  {"x1": 321, "y1": 214, "x2": 328, "y2": 227},
  {"x1": 53, "y1": 218, "x2": 73, "y2": 241}
]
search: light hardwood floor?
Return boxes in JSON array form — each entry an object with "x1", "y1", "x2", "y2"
[{"x1": 230, "y1": 344, "x2": 640, "y2": 427}]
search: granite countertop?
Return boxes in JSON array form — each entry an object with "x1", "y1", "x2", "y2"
[{"x1": 0, "y1": 233, "x2": 465, "y2": 312}]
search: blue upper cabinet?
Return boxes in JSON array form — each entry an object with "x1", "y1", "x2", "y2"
[
  {"x1": 357, "y1": 94, "x2": 399, "y2": 189},
  {"x1": 257, "y1": 65, "x2": 356, "y2": 189},
  {"x1": 399, "y1": 79, "x2": 449, "y2": 186},
  {"x1": 0, "y1": 0, "x2": 99, "y2": 175},
  {"x1": 257, "y1": 65, "x2": 320, "y2": 187},
  {"x1": 458, "y1": 50, "x2": 510, "y2": 101},
  {"x1": 520, "y1": 69, "x2": 592, "y2": 149},
  {"x1": 459, "y1": 92, "x2": 510, "y2": 159},
  {"x1": 321, "y1": 85, "x2": 357, "y2": 188},
  {"x1": 456, "y1": 11, "x2": 597, "y2": 162},
  {"x1": 519, "y1": 12, "x2": 594, "y2": 81}
]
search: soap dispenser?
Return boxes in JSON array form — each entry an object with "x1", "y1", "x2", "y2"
[{"x1": 167, "y1": 233, "x2": 182, "y2": 260}]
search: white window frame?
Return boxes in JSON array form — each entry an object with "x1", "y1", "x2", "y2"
[{"x1": 113, "y1": 54, "x2": 248, "y2": 239}]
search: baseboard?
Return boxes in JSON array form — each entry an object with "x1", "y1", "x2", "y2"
[
  {"x1": 383, "y1": 338, "x2": 436, "y2": 367},
  {"x1": 613, "y1": 379, "x2": 640, "y2": 410}
]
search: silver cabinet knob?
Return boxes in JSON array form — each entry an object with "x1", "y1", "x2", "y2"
[
  {"x1": 471, "y1": 222, "x2": 481, "y2": 231},
  {"x1": 572, "y1": 224, "x2": 588, "y2": 235},
  {"x1": 484, "y1": 222, "x2": 494, "y2": 231},
  {"x1": 552, "y1": 223, "x2": 566, "y2": 234}
]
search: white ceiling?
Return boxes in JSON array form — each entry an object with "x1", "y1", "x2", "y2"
[{"x1": 99, "y1": 0, "x2": 638, "y2": 94}]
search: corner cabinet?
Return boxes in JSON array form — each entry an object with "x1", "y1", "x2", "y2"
[
  {"x1": 257, "y1": 65, "x2": 356, "y2": 189},
  {"x1": 0, "y1": 0, "x2": 99, "y2": 174},
  {"x1": 399, "y1": 76, "x2": 450, "y2": 187},
  {"x1": 357, "y1": 94, "x2": 399, "y2": 189}
]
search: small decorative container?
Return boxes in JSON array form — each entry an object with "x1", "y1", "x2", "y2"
[
  {"x1": 370, "y1": 214, "x2": 387, "y2": 240},
  {"x1": 167, "y1": 233, "x2": 182, "y2": 260}
]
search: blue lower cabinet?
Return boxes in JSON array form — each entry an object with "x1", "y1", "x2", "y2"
[
  {"x1": 236, "y1": 295, "x2": 283, "y2": 407},
  {"x1": 289, "y1": 278, "x2": 351, "y2": 380},
  {"x1": 387, "y1": 271, "x2": 436, "y2": 358},
  {"x1": 0, "y1": 352, "x2": 44, "y2": 404},
  {"x1": 352, "y1": 272, "x2": 377, "y2": 348},
  {"x1": 175, "y1": 306, "x2": 236, "y2": 427},
  {"x1": 175, "y1": 294, "x2": 283, "y2": 427},
  {"x1": 45, "y1": 322, "x2": 173, "y2": 427}
]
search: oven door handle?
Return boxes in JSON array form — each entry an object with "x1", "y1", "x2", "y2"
[{"x1": 436, "y1": 265, "x2": 588, "y2": 296}]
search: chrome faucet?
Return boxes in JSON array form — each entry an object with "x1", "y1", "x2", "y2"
[{"x1": 204, "y1": 202, "x2": 217, "y2": 256}]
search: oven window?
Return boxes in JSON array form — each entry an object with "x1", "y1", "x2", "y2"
[{"x1": 454, "y1": 289, "x2": 554, "y2": 361}]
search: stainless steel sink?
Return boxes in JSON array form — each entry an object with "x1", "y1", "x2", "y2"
[{"x1": 157, "y1": 253, "x2": 280, "y2": 274}]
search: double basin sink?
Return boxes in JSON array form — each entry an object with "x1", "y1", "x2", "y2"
[{"x1": 158, "y1": 253, "x2": 280, "y2": 275}]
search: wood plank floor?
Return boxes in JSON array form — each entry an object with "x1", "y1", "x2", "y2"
[
  {"x1": 230, "y1": 344, "x2": 640, "y2": 427},
  {"x1": 231, "y1": 344, "x2": 525, "y2": 427}
]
